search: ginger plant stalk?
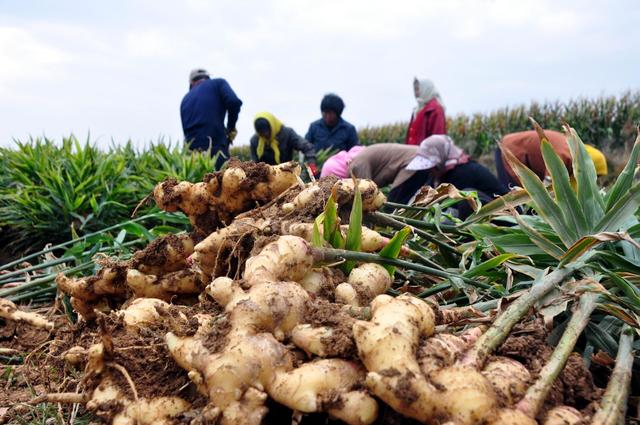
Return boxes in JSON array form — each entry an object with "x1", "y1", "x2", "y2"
[
  {"x1": 516, "y1": 291, "x2": 599, "y2": 417},
  {"x1": 461, "y1": 267, "x2": 573, "y2": 368},
  {"x1": 368, "y1": 211, "x2": 459, "y2": 253},
  {"x1": 383, "y1": 212, "x2": 465, "y2": 235},
  {"x1": 313, "y1": 247, "x2": 492, "y2": 290},
  {"x1": 590, "y1": 324, "x2": 634, "y2": 425}
]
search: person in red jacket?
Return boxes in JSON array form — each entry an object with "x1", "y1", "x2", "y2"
[{"x1": 405, "y1": 78, "x2": 447, "y2": 145}]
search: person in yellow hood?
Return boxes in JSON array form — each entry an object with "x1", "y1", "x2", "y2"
[{"x1": 249, "y1": 112, "x2": 317, "y2": 175}]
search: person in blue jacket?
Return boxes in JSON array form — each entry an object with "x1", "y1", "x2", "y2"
[
  {"x1": 305, "y1": 93, "x2": 359, "y2": 153},
  {"x1": 180, "y1": 69, "x2": 243, "y2": 169}
]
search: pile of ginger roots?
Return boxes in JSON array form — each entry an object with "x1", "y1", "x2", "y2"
[{"x1": 3, "y1": 160, "x2": 603, "y2": 425}]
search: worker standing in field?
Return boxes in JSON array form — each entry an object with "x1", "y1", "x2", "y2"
[
  {"x1": 306, "y1": 93, "x2": 359, "y2": 153},
  {"x1": 405, "y1": 78, "x2": 447, "y2": 145},
  {"x1": 250, "y1": 112, "x2": 318, "y2": 175},
  {"x1": 180, "y1": 69, "x2": 243, "y2": 169},
  {"x1": 495, "y1": 130, "x2": 608, "y2": 188}
]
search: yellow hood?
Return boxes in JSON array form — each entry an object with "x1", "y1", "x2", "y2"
[{"x1": 254, "y1": 111, "x2": 283, "y2": 164}]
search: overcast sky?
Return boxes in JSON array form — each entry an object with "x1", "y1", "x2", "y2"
[{"x1": 0, "y1": 0, "x2": 638, "y2": 149}]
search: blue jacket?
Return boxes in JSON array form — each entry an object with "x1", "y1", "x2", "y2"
[
  {"x1": 180, "y1": 78, "x2": 242, "y2": 150},
  {"x1": 305, "y1": 118, "x2": 359, "y2": 152}
]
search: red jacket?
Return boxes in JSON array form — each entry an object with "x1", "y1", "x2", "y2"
[{"x1": 405, "y1": 98, "x2": 447, "y2": 145}]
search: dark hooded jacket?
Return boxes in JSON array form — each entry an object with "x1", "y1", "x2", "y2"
[{"x1": 305, "y1": 117, "x2": 359, "y2": 152}]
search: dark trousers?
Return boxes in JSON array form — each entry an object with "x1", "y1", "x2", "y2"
[
  {"x1": 494, "y1": 148, "x2": 518, "y2": 188},
  {"x1": 388, "y1": 162, "x2": 509, "y2": 219},
  {"x1": 441, "y1": 161, "x2": 509, "y2": 219},
  {"x1": 190, "y1": 138, "x2": 230, "y2": 170},
  {"x1": 442, "y1": 161, "x2": 508, "y2": 199}
]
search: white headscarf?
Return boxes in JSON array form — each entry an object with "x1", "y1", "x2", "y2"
[
  {"x1": 405, "y1": 135, "x2": 467, "y2": 172},
  {"x1": 414, "y1": 77, "x2": 444, "y2": 114}
]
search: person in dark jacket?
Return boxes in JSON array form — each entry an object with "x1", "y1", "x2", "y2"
[
  {"x1": 305, "y1": 93, "x2": 359, "y2": 152},
  {"x1": 250, "y1": 112, "x2": 317, "y2": 175},
  {"x1": 180, "y1": 68, "x2": 243, "y2": 169},
  {"x1": 405, "y1": 78, "x2": 447, "y2": 145}
]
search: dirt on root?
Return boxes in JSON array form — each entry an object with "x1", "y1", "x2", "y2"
[
  {"x1": 303, "y1": 298, "x2": 356, "y2": 359},
  {"x1": 393, "y1": 370, "x2": 419, "y2": 406},
  {"x1": 497, "y1": 319, "x2": 603, "y2": 416},
  {"x1": 0, "y1": 310, "x2": 99, "y2": 420},
  {"x1": 193, "y1": 175, "x2": 343, "y2": 281},
  {"x1": 203, "y1": 159, "x2": 277, "y2": 211},
  {"x1": 253, "y1": 175, "x2": 340, "y2": 231},
  {"x1": 231, "y1": 160, "x2": 271, "y2": 194},
  {"x1": 250, "y1": 235, "x2": 280, "y2": 257},
  {"x1": 192, "y1": 296, "x2": 224, "y2": 316},
  {"x1": 311, "y1": 267, "x2": 344, "y2": 302},
  {"x1": 131, "y1": 233, "x2": 189, "y2": 269},
  {"x1": 158, "y1": 178, "x2": 182, "y2": 207},
  {"x1": 199, "y1": 316, "x2": 231, "y2": 354},
  {"x1": 353, "y1": 284, "x2": 375, "y2": 307},
  {"x1": 292, "y1": 176, "x2": 340, "y2": 221},
  {"x1": 155, "y1": 298, "x2": 230, "y2": 355},
  {"x1": 91, "y1": 312, "x2": 193, "y2": 401},
  {"x1": 156, "y1": 178, "x2": 222, "y2": 234},
  {"x1": 83, "y1": 260, "x2": 130, "y2": 298}
]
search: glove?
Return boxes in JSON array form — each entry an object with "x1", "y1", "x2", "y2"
[
  {"x1": 226, "y1": 128, "x2": 238, "y2": 143},
  {"x1": 307, "y1": 162, "x2": 318, "y2": 178}
]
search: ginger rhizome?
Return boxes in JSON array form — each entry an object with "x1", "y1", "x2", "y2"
[
  {"x1": 166, "y1": 236, "x2": 380, "y2": 425},
  {"x1": 42, "y1": 163, "x2": 613, "y2": 424},
  {"x1": 0, "y1": 298, "x2": 53, "y2": 330},
  {"x1": 154, "y1": 160, "x2": 301, "y2": 233}
]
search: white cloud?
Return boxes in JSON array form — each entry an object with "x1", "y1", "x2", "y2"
[
  {"x1": 271, "y1": 0, "x2": 425, "y2": 38},
  {"x1": 0, "y1": 0, "x2": 638, "y2": 149},
  {"x1": 124, "y1": 30, "x2": 180, "y2": 57},
  {"x1": 0, "y1": 27, "x2": 70, "y2": 89}
]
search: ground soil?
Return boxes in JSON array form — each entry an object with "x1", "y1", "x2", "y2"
[
  {"x1": 0, "y1": 300, "x2": 225, "y2": 423},
  {"x1": 1, "y1": 302, "x2": 620, "y2": 424},
  {"x1": 1, "y1": 306, "x2": 98, "y2": 422}
]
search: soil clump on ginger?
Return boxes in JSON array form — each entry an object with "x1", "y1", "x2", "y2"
[
  {"x1": 94, "y1": 313, "x2": 193, "y2": 400},
  {"x1": 304, "y1": 298, "x2": 356, "y2": 358},
  {"x1": 132, "y1": 233, "x2": 191, "y2": 268},
  {"x1": 497, "y1": 319, "x2": 602, "y2": 415}
]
